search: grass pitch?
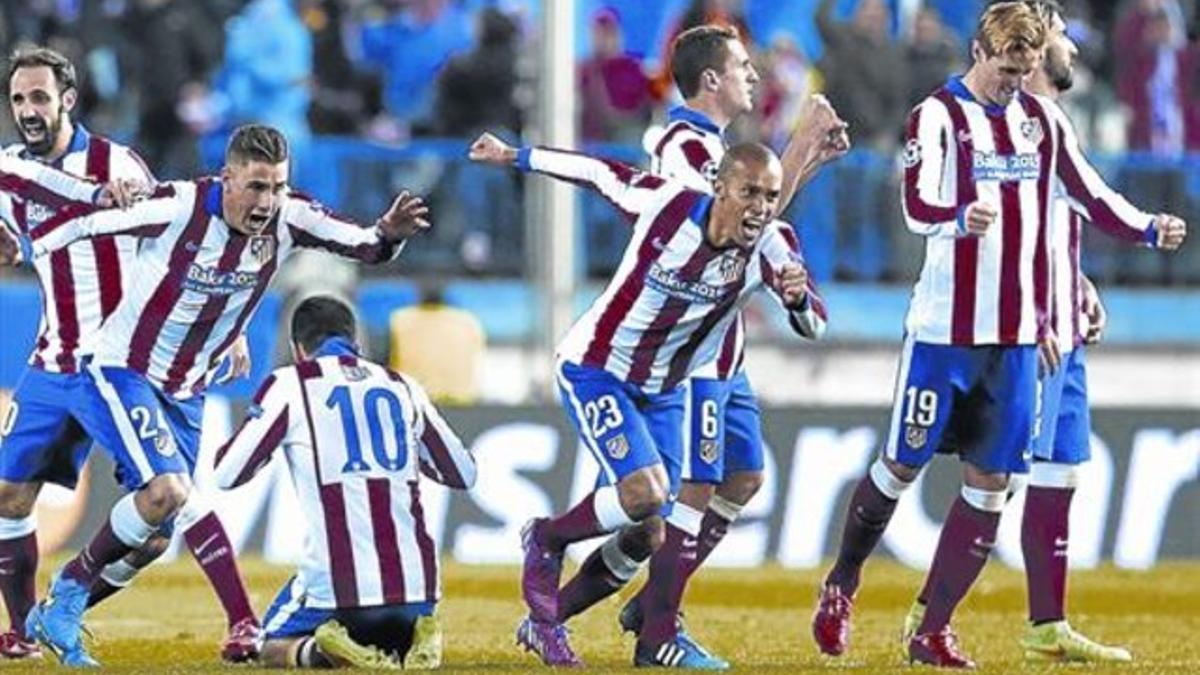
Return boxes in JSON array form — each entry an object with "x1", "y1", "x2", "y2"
[{"x1": 11, "y1": 558, "x2": 1199, "y2": 673}]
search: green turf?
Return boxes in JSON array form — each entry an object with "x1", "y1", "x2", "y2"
[{"x1": 9, "y1": 558, "x2": 1199, "y2": 672}]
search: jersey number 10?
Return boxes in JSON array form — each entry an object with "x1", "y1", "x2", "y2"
[{"x1": 326, "y1": 385, "x2": 409, "y2": 474}]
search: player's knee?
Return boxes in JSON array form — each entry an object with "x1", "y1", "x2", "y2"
[
  {"x1": 881, "y1": 456, "x2": 920, "y2": 483},
  {"x1": 137, "y1": 474, "x2": 191, "y2": 523},
  {"x1": 716, "y1": 470, "x2": 763, "y2": 505},
  {"x1": 962, "y1": 464, "x2": 1008, "y2": 492},
  {"x1": 618, "y1": 467, "x2": 669, "y2": 519},
  {"x1": 0, "y1": 481, "x2": 40, "y2": 520},
  {"x1": 676, "y1": 481, "x2": 716, "y2": 511}
]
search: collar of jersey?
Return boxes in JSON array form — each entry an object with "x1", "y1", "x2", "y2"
[
  {"x1": 205, "y1": 180, "x2": 223, "y2": 218},
  {"x1": 312, "y1": 335, "x2": 361, "y2": 358},
  {"x1": 945, "y1": 75, "x2": 1009, "y2": 117},
  {"x1": 19, "y1": 123, "x2": 90, "y2": 167},
  {"x1": 668, "y1": 105, "x2": 723, "y2": 137}
]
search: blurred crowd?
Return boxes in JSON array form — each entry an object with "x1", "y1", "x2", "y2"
[{"x1": 1, "y1": 0, "x2": 1198, "y2": 284}]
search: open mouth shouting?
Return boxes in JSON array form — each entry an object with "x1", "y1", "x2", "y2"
[
  {"x1": 742, "y1": 215, "x2": 767, "y2": 241},
  {"x1": 19, "y1": 117, "x2": 49, "y2": 145},
  {"x1": 245, "y1": 212, "x2": 272, "y2": 232}
]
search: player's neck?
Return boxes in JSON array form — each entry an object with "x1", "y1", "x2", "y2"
[
  {"x1": 1025, "y1": 75, "x2": 1059, "y2": 101},
  {"x1": 685, "y1": 97, "x2": 731, "y2": 132}
]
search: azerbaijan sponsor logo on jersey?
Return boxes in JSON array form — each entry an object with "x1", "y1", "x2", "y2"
[
  {"x1": 184, "y1": 264, "x2": 260, "y2": 295},
  {"x1": 647, "y1": 262, "x2": 727, "y2": 304},
  {"x1": 972, "y1": 151, "x2": 1041, "y2": 182}
]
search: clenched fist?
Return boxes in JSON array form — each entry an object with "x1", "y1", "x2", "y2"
[
  {"x1": 776, "y1": 261, "x2": 810, "y2": 309},
  {"x1": 469, "y1": 132, "x2": 518, "y2": 166},
  {"x1": 963, "y1": 201, "x2": 998, "y2": 236},
  {"x1": 1154, "y1": 214, "x2": 1187, "y2": 250}
]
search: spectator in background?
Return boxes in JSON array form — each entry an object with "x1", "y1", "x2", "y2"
[
  {"x1": 390, "y1": 282, "x2": 484, "y2": 405},
  {"x1": 755, "y1": 34, "x2": 817, "y2": 150},
  {"x1": 433, "y1": 8, "x2": 522, "y2": 137},
  {"x1": 1105, "y1": 0, "x2": 1193, "y2": 285},
  {"x1": 905, "y1": 6, "x2": 961, "y2": 110},
  {"x1": 220, "y1": 0, "x2": 314, "y2": 162},
  {"x1": 816, "y1": 0, "x2": 907, "y2": 151},
  {"x1": 353, "y1": 0, "x2": 473, "y2": 139},
  {"x1": 816, "y1": 0, "x2": 906, "y2": 281},
  {"x1": 430, "y1": 7, "x2": 525, "y2": 274},
  {"x1": 301, "y1": 0, "x2": 381, "y2": 136},
  {"x1": 122, "y1": 0, "x2": 228, "y2": 178},
  {"x1": 578, "y1": 8, "x2": 652, "y2": 143},
  {"x1": 1115, "y1": 0, "x2": 1188, "y2": 156}
]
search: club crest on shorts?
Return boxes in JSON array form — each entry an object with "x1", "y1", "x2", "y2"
[
  {"x1": 1020, "y1": 118, "x2": 1044, "y2": 145},
  {"x1": 905, "y1": 425, "x2": 928, "y2": 450},
  {"x1": 606, "y1": 434, "x2": 630, "y2": 460},
  {"x1": 155, "y1": 429, "x2": 177, "y2": 457},
  {"x1": 249, "y1": 235, "x2": 275, "y2": 264},
  {"x1": 699, "y1": 439, "x2": 719, "y2": 464}
]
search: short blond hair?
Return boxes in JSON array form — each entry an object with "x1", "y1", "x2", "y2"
[{"x1": 975, "y1": 2, "x2": 1047, "y2": 61}]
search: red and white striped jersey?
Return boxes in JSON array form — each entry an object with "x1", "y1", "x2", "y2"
[
  {"x1": 649, "y1": 105, "x2": 725, "y2": 192},
  {"x1": 649, "y1": 106, "x2": 747, "y2": 379},
  {"x1": 0, "y1": 127, "x2": 153, "y2": 373},
  {"x1": 901, "y1": 77, "x2": 1154, "y2": 346},
  {"x1": 28, "y1": 178, "x2": 407, "y2": 398},
  {"x1": 518, "y1": 146, "x2": 827, "y2": 394},
  {"x1": 1045, "y1": 100, "x2": 1153, "y2": 354},
  {"x1": 213, "y1": 354, "x2": 475, "y2": 609}
]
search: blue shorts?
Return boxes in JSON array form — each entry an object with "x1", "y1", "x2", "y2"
[
  {"x1": 0, "y1": 368, "x2": 93, "y2": 489},
  {"x1": 886, "y1": 337, "x2": 1037, "y2": 474},
  {"x1": 264, "y1": 576, "x2": 435, "y2": 655},
  {"x1": 681, "y1": 371, "x2": 764, "y2": 484},
  {"x1": 1032, "y1": 346, "x2": 1091, "y2": 465},
  {"x1": 555, "y1": 361, "x2": 685, "y2": 491},
  {"x1": 74, "y1": 362, "x2": 199, "y2": 491}
]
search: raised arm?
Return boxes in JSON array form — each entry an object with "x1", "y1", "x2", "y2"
[
  {"x1": 213, "y1": 370, "x2": 296, "y2": 490},
  {"x1": 1053, "y1": 108, "x2": 1185, "y2": 250},
  {"x1": 778, "y1": 94, "x2": 851, "y2": 211},
  {"x1": 285, "y1": 191, "x2": 427, "y2": 264},
  {"x1": 469, "y1": 131, "x2": 672, "y2": 224},
  {"x1": 759, "y1": 223, "x2": 828, "y2": 339}
]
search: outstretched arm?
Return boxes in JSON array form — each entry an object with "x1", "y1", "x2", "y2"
[
  {"x1": 469, "y1": 131, "x2": 672, "y2": 224},
  {"x1": 8, "y1": 184, "x2": 180, "y2": 264},
  {"x1": 1054, "y1": 110, "x2": 1186, "y2": 250},
  {"x1": 777, "y1": 94, "x2": 851, "y2": 211},
  {"x1": 286, "y1": 191, "x2": 429, "y2": 264}
]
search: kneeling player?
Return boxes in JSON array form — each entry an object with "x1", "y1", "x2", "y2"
[{"x1": 213, "y1": 296, "x2": 476, "y2": 669}]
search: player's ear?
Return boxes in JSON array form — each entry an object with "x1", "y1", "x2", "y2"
[
  {"x1": 702, "y1": 68, "x2": 721, "y2": 92},
  {"x1": 970, "y1": 39, "x2": 987, "y2": 64},
  {"x1": 60, "y1": 87, "x2": 76, "y2": 114}
]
